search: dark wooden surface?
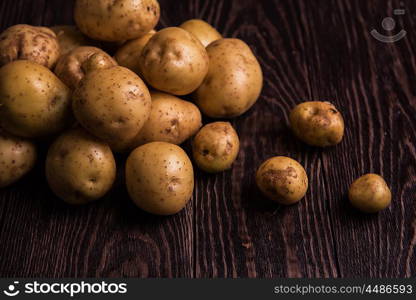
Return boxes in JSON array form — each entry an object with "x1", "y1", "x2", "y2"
[{"x1": 0, "y1": 0, "x2": 415, "y2": 278}]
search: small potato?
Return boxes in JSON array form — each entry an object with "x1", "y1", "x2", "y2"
[
  {"x1": 0, "y1": 60, "x2": 71, "y2": 138},
  {"x1": 51, "y1": 25, "x2": 93, "y2": 56},
  {"x1": 256, "y1": 156, "x2": 308, "y2": 205},
  {"x1": 55, "y1": 46, "x2": 118, "y2": 90},
  {"x1": 74, "y1": 0, "x2": 160, "y2": 42},
  {"x1": 195, "y1": 38, "x2": 263, "y2": 118},
  {"x1": 349, "y1": 174, "x2": 391, "y2": 213},
  {"x1": 192, "y1": 122, "x2": 239, "y2": 173},
  {"x1": 0, "y1": 24, "x2": 60, "y2": 68},
  {"x1": 139, "y1": 27, "x2": 209, "y2": 95},
  {"x1": 289, "y1": 101, "x2": 345, "y2": 147},
  {"x1": 114, "y1": 32, "x2": 155, "y2": 76},
  {"x1": 0, "y1": 130, "x2": 36, "y2": 188},
  {"x1": 130, "y1": 92, "x2": 202, "y2": 148},
  {"x1": 126, "y1": 142, "x2": 194, "y2": 215},
  {"x1": 72, "y1": 66, "x2": 151, "y2": 152},
  {"x1": 46, "y1": 128, "x2": 116, "y2": 205},
  {"x1": 179, "y1": 19, "x2": 222, "y2": 47}
]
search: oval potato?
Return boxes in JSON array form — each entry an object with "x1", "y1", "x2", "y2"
[
  {"x1": 74, "y1": 0, "x2": 160, "y2": 42},
  {"x1": 349, "y1": 174, "x2": 391, "y2": 213},
  {"x1": 179, "y1": 19, "x2": 222, "y2": 47},
  {"x1": 126, "y1": 142, "x2": 194, "y2": 215},
  {"x1": 192, "y1": 122, "x2": 239, "y2": 173},
  {"x1": 139, "y1": 27, "x2": 209, "y2": 95},
  {"x1": 55, "y1": 46, "x2": 118, "y2": 90},
  {"x1": 72, "y1": 66, "x2": 151, "y2": 152},
  {"x1": 289, "y1": 101, "x2": 345, "y2": 147},
  {"x1": 46, "y1": 128, "x2": 116, "y2": 205},
  {"x1": 130, "y1": 92, "x2": 202, "y2": 148},
  {"x1": 0, "y1": 130, "x2": 36, "y2": 188},
  {"x1": 0, "y1": 24, "x2": 60, "y2": 68},
  {"x1": 194, "y1": 38, "x2": 263, "y2": 118},
  {"x1": 0, "y1": 60, "x2": 72, "y2": 138},
  {"x1": 256, "y1": 156, "x2": 308, "y2": 205}
]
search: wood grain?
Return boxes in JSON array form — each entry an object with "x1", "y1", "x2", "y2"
[{"x1": 0, "y1": 0, "x2": 415, "y2": 278}]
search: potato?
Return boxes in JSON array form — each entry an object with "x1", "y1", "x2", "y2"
[
  {"x1": 130, "y1": 92, "x2": 202, "y2": 148},
  {"x1": 126, "y1": 142, "x2": 194, "y2": 215},
  {"x1": 192, "y1": 122, "x2": 239, "y2": 173},
  {"x1": 74, "y1": 0, "x2": 160, "y2": 42},
  {"x1": 0, "y1": 60, "x2": 72, "y2": 138},
  {"x1": 0, "y1": 130, "x2": 36, "y2": 188},
  {"x1": 256, "y1": 156, "x2": 308, "y2": 205},
  {"x1": 194, "y1": 38, "x2": 263, "y2": 118},
  {"x1": 72, "y1": 66, "x2": 151, "y2": 152},
  {"x1": 179, "y1": 19, "x2": 222, "y2": 47},
  {"x1": 349, "y1": 174, "x2": 391, "y2": 213},
  {"x1": 46, "y1": 128, "x2": 116, "y2": 205},
  {"x1": 51, "y1": 25, "x2": 93, "y2": 56},
  {"x1": 114, "y1": 32, "x2": 155, "y2": 76},
  {"x1": 0, "y1": 24, "x2": 60, "y2": 68},
  {"x1": 55, "y1": 46, "x2": 118, "y2": 90},
  {"x1": 289, "y1": 101, "x2": 345, "y2": 147},
  {"x1": 139, "y1": 27, "x2": 209, "y2": 95}
]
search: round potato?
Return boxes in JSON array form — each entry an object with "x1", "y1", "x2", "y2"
[
  {"x1": 139, "y1": 27, "x2": 209, "y2": 95},
  {"x1": 192, "y1": 122, "x2": 239, "y2": 173},
  {"x1": 256, "y1": 156, "x2": 308, "y2": 205},
  {"x1": 114, "y1": 32, "x2": 155, "y2": 76},
  {"x1": 0, "y1": 60, "x2": 72, "y2": 138},
  {"x1": 46, "y1": 128, "x2": 116, "y2": 205},
  {"x1": 51, "y1": 25, "x2": 93, "y2": 56},
  {"x1": 74, "y1": 0, "x2": 160, "y2": 42},
  {"x1": 349, "y1": 174, "x2": 391, "y2": 213},
  {"x1": 289, "y1": 101, "x2": 345, "y2": 147},
  {"x1": 194, "y1": 38, "x2": 263, "y2": 118},
  {"x1": 0, "y1": 24, "x2": 60, "y2": 68},
  {"x1": 0, "y1": 130, "x2": 36, "y2": 188},
  {"x1": 72, "y1": 66, "x2": 151, "y2": 152},
  {"x1": 126, "y1": 142, "x2": 194, "y2": 215},
  {"x1": 179, "y1": 19, "x2": 222, "y2": 47},
  {"x1": 130, "y1": 92, "x2": 202, "y2": 148},
  {"x1": 55, "y1": 46, "x2": 117, "y2": 90}
]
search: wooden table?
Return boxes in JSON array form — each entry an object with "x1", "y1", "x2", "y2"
[{"x1": 0, "y1": 0, "x2": 415, "y2": 278}]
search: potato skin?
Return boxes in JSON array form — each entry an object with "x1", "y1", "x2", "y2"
[
  {"x1": 74, "y1": 0, "x2": 160, "y2": 42},
  {"x1": 289, "y1": 101, "x2": 345, "y2": 147},
  {"x1": 192, "y1": 122, "x2": 239, "y2": 173},
  {"x1": 55, "y1": 46, "x2": 117, "y2": 90},
  {"x1": 130, "y1": 92, "x2": 202, "y2": 148},
  {"x1": 195, "y1": 38, "x2": 263, "y2": 118},
  {"x1": 46, "y1": 128, "x2": 116, "y2": 205},
  {"x1": 72, "y1": 66, "x2": 151, "y2": 152},
  {"x1": 126, "y1": 142, "x2": 194, "y2": 215},
  {"x1": 0, "y1": 130, "x2": 36, "y2": 188},
  {"x1": 349, "y1": 174, "x2": 391, "y2": 213},
  {"x1": 114, "y1": 32, "x2": 155, "y2": 76},
  {"x1": 256, "y1": 156, "x2": 308, "y2": 205},
  {"x1": 0, "y1": 60, "x2": 72, "y2": 138},
  {"x1": 51, "y1": 25, "x2": 93, "y2": 56},
  {"x1": 139, "y1": 27, "x2": 209, "y2": 95},
  {"x1": 0, "y1": 25, "x2": 60, "y2": 69},
  {"x1": 179, "y1": 19, "x2": 222, "y2": 47}
]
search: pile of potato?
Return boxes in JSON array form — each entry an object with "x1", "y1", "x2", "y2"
[{"x1": 0, "y1": 0, "x2": 391, "y2": 216}]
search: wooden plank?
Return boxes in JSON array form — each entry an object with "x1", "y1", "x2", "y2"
[{"x1": 0, "y1": 0, "x2": 415, "y2": 278}]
